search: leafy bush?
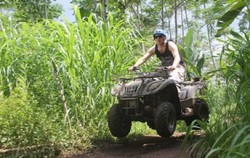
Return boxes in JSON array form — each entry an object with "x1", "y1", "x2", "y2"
[
  {"x1": 0, "y1": 79, "x2": 63, "y2": 149},
  {"x1": 0, "y1": 6, "x2": 142, "y2": 155},
  {"x1": 186, "y1": 31, "x2": 250, "y2": 157}
]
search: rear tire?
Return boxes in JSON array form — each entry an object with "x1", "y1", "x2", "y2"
[
  {"x1": 185, "y1": 98, "x2": 209, "y2": 127},
  {"x1": 108, "y1": 104, "x2": 131, "y2": 138},
  {"x1": 147, "y1": 121, "x2": 155, "y2": 129},
  {"x1": 155, "y1": 102, "x2": 176, "y2": 138}
]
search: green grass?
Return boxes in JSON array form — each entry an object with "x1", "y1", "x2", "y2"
[{"x1": 0, "y1": 7, "x2": 143, "y2": 156}]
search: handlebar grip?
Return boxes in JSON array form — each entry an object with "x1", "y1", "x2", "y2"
[{"x1": 132, "y1": 66, "x2": 139, "y2": 71}]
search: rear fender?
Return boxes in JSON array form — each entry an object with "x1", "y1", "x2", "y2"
[{"x1": 179, "y1": 82, "x2": 206, "y2": 100}]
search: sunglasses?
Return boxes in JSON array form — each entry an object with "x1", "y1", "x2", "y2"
[{"x1": 154, "y1": 35, "x2": 164, "y2": 39}]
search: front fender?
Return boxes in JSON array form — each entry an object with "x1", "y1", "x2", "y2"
[
  {"x1": 140, "y1": 79, "x2": 177, "y2": 95},
  {"x1": 142, "y1": 78, "x2": 181, "y2": 118}
]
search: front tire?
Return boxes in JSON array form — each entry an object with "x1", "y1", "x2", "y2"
[
  {"x1": 108, "y1": 104, "x2": 131, "y2": 138},
  {"x1": 155, "y1": 102, "x2": 176, "y2": 138}
]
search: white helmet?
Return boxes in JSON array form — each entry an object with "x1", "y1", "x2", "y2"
[{"x1": 153, "y1": 29, "x2": 167, "y2": 38}]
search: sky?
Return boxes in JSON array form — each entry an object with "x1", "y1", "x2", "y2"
[
  {"x1": 54, "y1": 0, "x2": 241, "y2": 31},
  {"x1": 54, "y1": 0, "x2": 75, "y2": 22}
]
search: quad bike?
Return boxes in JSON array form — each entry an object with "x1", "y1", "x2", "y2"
[{"x1": 107, "y1": 67, "x2": 209, "y2": 138}]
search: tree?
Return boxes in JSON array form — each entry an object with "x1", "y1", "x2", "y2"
[
  {"x1": 71, "y1": 0, "x2": 101, "y2": 18},
  {"x1": 72, "y1": 0, "x2": 143, "y2": 21},
  {"x1": 102, "y1": 0, "x2": 108, "y2": 21},
  {"x1": 0, "y1": 0, "x2": 63, "y2": 22}
]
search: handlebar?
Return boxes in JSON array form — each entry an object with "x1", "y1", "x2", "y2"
[
  {"x1": 131, "y1": 66, "x2": 169, "y2": 72},
  {"x1": 156, "y1": 66, "x2": 169, "y2": 71},
  {"x1": 132, "y1": 66, "x2": 139, "y2": 71},
  {"x1": 120, "y1": 66, "x2": 170, "y2": 81}
]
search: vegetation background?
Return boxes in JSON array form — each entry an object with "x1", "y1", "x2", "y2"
[{"x1": 0, "y1": 0, "x2": 249, "y2": 157}]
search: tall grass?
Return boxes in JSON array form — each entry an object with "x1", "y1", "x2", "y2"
[
  {"x1": 0, "y1": 7, "x2": 142, "y2": 154},
  {"x1": 186, "y1": 31, "x2": 250, "y2": 157}
]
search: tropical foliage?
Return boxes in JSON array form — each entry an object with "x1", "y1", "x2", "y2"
[
  {"x1": 187, "y1": 31, "x2": 250, "y2": 158},
  {"x1": 185, "y1": 0, "x2": 250, "y2": 157},
  {"x1": 0, "y1": 6, "x2": 143, "y2": 156},
  {"x1": 0, "y1": 0, "x2": 63, "y2": 22},
  {"x1": 0, "y1": 0, "x2": 249, "y2": 157}
]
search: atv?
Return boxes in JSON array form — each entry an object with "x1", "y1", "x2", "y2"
[{"x1": 107, "y1": 66, "x2": 209, "y2": 138}]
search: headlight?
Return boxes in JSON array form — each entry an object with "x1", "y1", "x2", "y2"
[{"x1": 111, "y1": 84, "x2": 121, "y2": 96}]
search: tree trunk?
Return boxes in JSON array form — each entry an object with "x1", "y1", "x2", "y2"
[
  {"x1": 161, "y1": 0, "x2": 164, "y2": 29},
  {"x1": 184, "y1": 3, "x2": 189, "y2": 30},
  {"x1": 102, "y1": 0, "x2": 108, "y2": 21},
  {"x1": 44, "y1": 0, "x2": 48, "y2": 19},
  {"x1": 204, "y1": 3, "x2": 217, "y2": 69},
  {"x1": 168, "y1": 19, "x2": 172, "y2": 39},
  {"x1": 181, "y1": 6, "x2": 184, "y2": 45},
  {"x1": 174, "y1": 0, "x2": 178, "y2": 43}
]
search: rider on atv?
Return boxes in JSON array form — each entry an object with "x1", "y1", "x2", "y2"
[
  {"x1": 128, "y1": 28, "x2": 186, "y2": 83},
  {"x1": 128, "y1": 29, "x2": 194, "y2": 115},
  {"x1": 108, "y1": 29, "x2": 209, "y2": 137}
]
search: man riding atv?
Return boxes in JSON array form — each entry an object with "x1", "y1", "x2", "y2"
[
  {"x1": 128, "y1": 29, "x2": 192, "y2": 115},
  {"x1": 107, "y1": 29, "x2": 209, "y2": 138},
  {"x1": 128, "y1": 28, "x2": 185, "y2": 83}
]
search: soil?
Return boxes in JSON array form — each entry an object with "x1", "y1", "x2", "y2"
[{"x1": 61, "y1": 132, "x2": 190, "y2": 158}]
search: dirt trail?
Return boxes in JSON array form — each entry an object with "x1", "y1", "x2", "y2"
[{"x1": 63, "y1": 132, "x2": 189, "y2": 158}]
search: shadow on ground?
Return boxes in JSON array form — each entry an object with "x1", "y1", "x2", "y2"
[{"x1": 62, "y1": 132, "x2": 189, "y2": 158}]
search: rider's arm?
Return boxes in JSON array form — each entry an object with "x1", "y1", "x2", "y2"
[
  {"x1": 168, "y1": 41, "x2": 181, "y2": 70},
  {"x1": 129, "y1": 46, "x2": 155, "y2": 71}
]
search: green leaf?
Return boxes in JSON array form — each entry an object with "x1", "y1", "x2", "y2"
[
  {"x1": 184, "y1": 29, "x2": 194, "y2": 48},
  {"x1": 230, "y1": 30, "x2": 245, "y2": 42},
  {"x1": 196, "y1": 56, "x2": 205, "y2": 75},
  {"x1": 215, "y1": 0, "x2": 246, "y2": 37}
]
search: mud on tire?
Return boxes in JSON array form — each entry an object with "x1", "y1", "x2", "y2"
[
  {"x1": 108, "y1": 104, "x2": 131, "y2": 138},
  {"x1": 155, "y1": 102, "x2": 176, "y2": 138}
]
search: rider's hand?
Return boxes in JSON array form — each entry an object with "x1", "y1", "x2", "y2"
[
  {"x1": 167, "y1": 65, "x2": 176, "y2": 70},
  {"x1": 128, "y1": 66, "x2": 138, "y2": 71}
]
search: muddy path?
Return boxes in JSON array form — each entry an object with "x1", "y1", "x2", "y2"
[{"x1": 62, "y1": 132, "x2": 189, "y2": 158}]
